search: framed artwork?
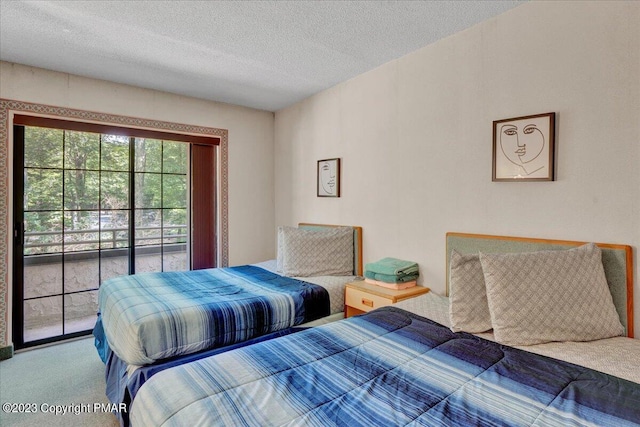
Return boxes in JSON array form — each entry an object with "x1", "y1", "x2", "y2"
[
  {"x1": 317, "y1": 158, "x2": 340, "y2": 197},
  {"x1": 492, "y1": 112, "x2": 556, "y2": 181}
]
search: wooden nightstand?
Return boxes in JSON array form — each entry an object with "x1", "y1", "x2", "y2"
[{"x1": 345, "y1": 280, "x2": 430, "y2": 318}]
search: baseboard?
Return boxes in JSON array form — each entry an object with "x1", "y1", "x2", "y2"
[{"x1": 0, "y1": 344, "x2": 14, "y2": 360}]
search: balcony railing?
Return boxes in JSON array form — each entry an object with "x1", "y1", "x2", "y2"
[{"x1": 24, "y1": 225, "x2": 188, "y2": 257}]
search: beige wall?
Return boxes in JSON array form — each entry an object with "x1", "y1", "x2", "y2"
[
  {"x1": 0, "y1": 62, "x2": 275, "y2": 346},
  {"x1": 274, "y1": 1, "x2": 640, "y2": 335}
]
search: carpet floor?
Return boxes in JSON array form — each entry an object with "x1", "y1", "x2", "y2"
[{"x1": 0, "y1": 337, "x2": 119, "y2": 427}]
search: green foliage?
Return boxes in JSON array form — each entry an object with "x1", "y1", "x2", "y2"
[
  {"x1": 25, "y1": 169, "x2": 62, "y2": 211},
  {"x1": 65, "y1": 130, "x2": 100, "y2": 170},
  {"x1": 24, "y1": 127, "x2": 63, "y2": 168},
  {"x1": 101, "y1": 134, "x2": 130, "y2": 171},
  {"x1": 22, "y1": 127, "x2": 189, "y2": 255},
  {"x1": 135, "y1": 138, "x2": 161, "y2": 173},
  {"x1": 163, "y1": 141, "x2": 188, "y2": 174}
]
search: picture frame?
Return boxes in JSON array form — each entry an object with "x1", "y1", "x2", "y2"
[
  {"x1": 492, "y1": 112, "x2": 555, "y2": 182},
  {"x1": 317, "y1": 158, "x2": 340, "y2": 197}
]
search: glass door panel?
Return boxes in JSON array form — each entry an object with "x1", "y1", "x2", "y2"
[
  {"x1": 18, "y1": 128, "x2": 124, "y2": 346},
  {"x1": 21, "y1": 125, "x2": 65, "y2": 345}
]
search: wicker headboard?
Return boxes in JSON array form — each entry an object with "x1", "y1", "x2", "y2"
[
  {"x1": 446, "y1": 232, "x2": 634, "y2": 338},
  {"x1": 298, "y1": 223, "x2": 364, "y2": 276}
]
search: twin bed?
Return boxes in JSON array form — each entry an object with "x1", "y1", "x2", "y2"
[
  {"x1": 96, "y1": 229, "x2": 640, "y2": 426},
  {"x1": 94, "y1": 223, "x2": 363, "y2": 423}
]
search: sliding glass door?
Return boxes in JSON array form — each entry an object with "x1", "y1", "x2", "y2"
[{"x1": 14, "y1": 124, "x2": 192, "y2": 348}]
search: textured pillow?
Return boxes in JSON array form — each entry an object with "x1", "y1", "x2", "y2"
[
  {"x1": 279, "y1": 226, "x2": 354, "y2": 277},
  {"x1": 448, "y1": 250, "x2": 492, "y2": 333},
  {"x1": 480, "y1": 243, "x2": 624, "y2": 346}
]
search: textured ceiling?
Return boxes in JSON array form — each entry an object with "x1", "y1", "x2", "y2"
[{"x1": 0, "y1": 0, "x2": 524, "y2": 111}]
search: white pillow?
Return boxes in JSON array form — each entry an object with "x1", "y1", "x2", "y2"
[
  {"x1": 480, "y1": 243, "x2": 624, "y2": 346},
  {"x1": 279, "y1": 226, "x2": 354, "y2": 277},
  {"x1": 448, "y1": 250, "x2": 492, "y2": 333}
]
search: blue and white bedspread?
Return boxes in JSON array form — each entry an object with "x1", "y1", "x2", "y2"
[
  {"x1": 130, "y1": 306, "x2": 640, "y2": 427},
  {"x1": 98, "y1": 265, "x2": 329, "y2": 366}
]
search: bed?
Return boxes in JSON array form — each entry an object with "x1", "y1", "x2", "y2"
[
  {"x1": 129, "y1": 233, "x2": 639, "y2": 427},
  {"x1": 94, "y1": 223, "x2": 363, "y2": 424}
]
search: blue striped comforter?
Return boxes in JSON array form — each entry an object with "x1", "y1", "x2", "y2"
[
  {"x1": 130, "y1": 306, "x2": 640, "y2": 427},
  {"x1": 98, "y1": 265, "x2": 329, "y2": 366}
]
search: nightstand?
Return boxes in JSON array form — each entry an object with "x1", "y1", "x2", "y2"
[{"x1": 345, "y1": 280, "x2": 430, "y2": 318}]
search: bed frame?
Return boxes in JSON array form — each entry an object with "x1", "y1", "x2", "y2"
[
  {"x1": 446, "y1": 232, "x2": 634, "y2": 338},
  {"x1": 298, "y1": 223, "x2": 364, "y2": 276}
]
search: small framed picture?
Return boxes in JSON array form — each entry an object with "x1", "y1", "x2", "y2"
[
  {"x1": 317, "y1": 158, "x2": 340, "y2": 197},
  {"x1": 492, "y1": 112, "x2": 556, "y2": 181}
]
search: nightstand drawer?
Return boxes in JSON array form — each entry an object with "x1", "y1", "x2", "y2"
[
  {"x1": 344, "y1": 281, "x2": 430, "y2": 318},
  {"x1": 345, "y1": 287, "x2": 391, "y2": 312}
]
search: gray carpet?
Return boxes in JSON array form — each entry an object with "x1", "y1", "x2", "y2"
[{"x1": 0, "y1": 337, "x2": 119, "y2": 427}]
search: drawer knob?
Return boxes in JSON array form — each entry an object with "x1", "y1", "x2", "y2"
[{"x1": 362, "y1": 298, "x2": 374, "y2": 307}]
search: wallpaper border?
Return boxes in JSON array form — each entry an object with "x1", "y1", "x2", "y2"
[{"x1": 0, "y1": 98, "x2": 229, "y2": 346}]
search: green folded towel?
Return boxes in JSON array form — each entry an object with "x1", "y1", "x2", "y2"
[
  {"x1": 364, "y1": 270, "x2": 419, "y2": 284},
  {"x1": 365, "y1": 257, "x2": 419, "y2": 276}
]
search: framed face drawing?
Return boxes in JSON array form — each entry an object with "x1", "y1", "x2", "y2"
[
  {"x1": 317, "y1": 158, "x2": 340, "y2": 197},
  {"x1": 492, "y1": 112, "x2": 555, "y2": 181}
]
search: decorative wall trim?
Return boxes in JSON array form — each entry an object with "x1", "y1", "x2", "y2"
[{"x1": 0, "y1": 98, "x2": 229, "y2": 347}]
